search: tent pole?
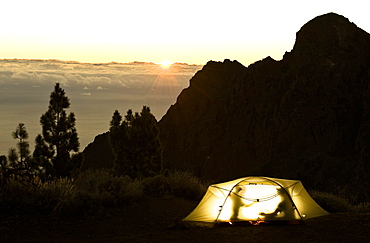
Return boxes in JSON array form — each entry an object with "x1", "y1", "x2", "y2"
[
  {"x1": 263, "y1": 177, "x2": 304, "y2": 221},
  {"x1": 213, "y1": 186, "x2": 235, "y2": 225},
  {"x1": 213, "y1": 178, "x2": 250, "y2": 225}
]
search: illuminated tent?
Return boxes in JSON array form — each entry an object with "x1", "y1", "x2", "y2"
[{"x1": 183, "y1": 176, "x2": 328, "y2": 227}]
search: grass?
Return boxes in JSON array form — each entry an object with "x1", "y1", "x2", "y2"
[
  {"x1": 310, "y1": 190, "x2": 370, "y2": 213},
  {"x1": 140, "y1": 170, "x2": 210, "y2": 201},
  {"x1": 0, "y1": 175, "x2": 75, "y2": 215},
  {"x1": 1, "y1": 170, "x2": 369, "y2": 218},
  {"x1": 0, "y1": 170, "x2": 210, "y2": 217}
]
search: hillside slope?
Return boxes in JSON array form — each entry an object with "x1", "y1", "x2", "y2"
[
  {"x1": 83, "y1": 13, "x2": 370, "y2": 200},
  {"x1": 158, "y1": 13, "x2": 370, "y2": 200}
]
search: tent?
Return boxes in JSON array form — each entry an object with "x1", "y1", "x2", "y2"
[{"x1": 183, "y1": 176, "x2": 328, "y2": 227}]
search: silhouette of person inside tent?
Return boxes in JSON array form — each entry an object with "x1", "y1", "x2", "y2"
[
  {"x1": 259, "y1": 187, "x2": 295, "y2": 220},
  {"x1": 229, "y1": 186, "x2": 254, "y2": 221},
  {"x1": 229, "y1": 186, "x2": 242, "y2": 220}
]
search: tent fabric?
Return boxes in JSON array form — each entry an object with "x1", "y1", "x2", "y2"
[{"x1": 183, "y1": 176, "x2": 328, "y2": 227}]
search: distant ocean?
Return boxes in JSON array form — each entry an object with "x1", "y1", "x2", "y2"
[{"x1": 0, "y1": 59, "x2": 202, "y2": 155}]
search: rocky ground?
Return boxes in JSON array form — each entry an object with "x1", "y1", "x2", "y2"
[{"x1": 1, "y1": 196, "x2": 369, "y2": 242}]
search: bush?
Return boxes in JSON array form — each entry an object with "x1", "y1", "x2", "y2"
[
  {"x1": 352, "y1": 202, "x2": 370, "y2": 213},
  {"x1": 0, "y1": 170, "x2": 144, "y2": 217},
  {"x1": 140, "y1": 174, "x2": 171, "y2": 195},
  {"x1": 141, "y1": 170, "x2": 210, "y2": 201},
  {"x1": 166, "y1": 171, "x2": 209, "y2": 200},
  {"x1": 37, "y1": 177, "x2": 76, "y2": 214},
  {"x1": 309, "y1": 184, "x2": 370, "y2": 213},
  {"x1": 0, "y1": 175, "x2": 75, "y2": 215},
  {"x1": 3, "y1": 169, "x2": 369, "y2": 218},
  {"x1": 310, "y1": 190, "x2": 354, "y2": 213},
  {"x1": 0, "y1": 169, "x2": 213, "y2": 217},
  {"x1": 74, "y1": 170, "x2": 143, "y2": 206},
  {"x1": 56, "y1": 170, "x2": 143, "y2": 217}
]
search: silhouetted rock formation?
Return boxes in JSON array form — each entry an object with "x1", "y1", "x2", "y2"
[
  {"x1": 82, "y1": 132, "x2": 114, "y2": 171},
  {"x1": 159, "y1": 13, "x2": 370, "y2": 200},
  {"x1": 83, "y1": 13, "x2": 370, "y2": 201}
]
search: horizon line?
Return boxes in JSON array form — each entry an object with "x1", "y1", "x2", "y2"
[{"x1": 0, "y1": 58, "x2": 204, "y2": 66}]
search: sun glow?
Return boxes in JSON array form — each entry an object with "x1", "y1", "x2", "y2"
[{"x1": 159, "y1": 59, "x2": 172, "y2": 68}]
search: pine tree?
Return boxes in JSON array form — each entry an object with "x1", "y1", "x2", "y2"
[
  {"x1": 32, "y1": 134, "x2": 53, "y2": 176},
  {"x1": 0, "y1": 155, "x2": 10, "y2": 180},
  {"x1": 132, "y1": 106, "x2": 163, "y2": 177},
  {"x1": 34, "y1": 83, "x2": 82, "y2": 177},
  {"x1": 109, "y1": 106, "x2": 163, "y2": 178},
  {"x1": 11, "y1": 123, "x2": 30, "y2": 167},
  {"x1": 7, "y1": 123, "x2": 31, "y2": 174},
  {"x1": 7, "y1": 148, "x2": 18, "y2": 168},
  {"x1": 109, "y1": 110, "x2": 126, "y2": 174}
]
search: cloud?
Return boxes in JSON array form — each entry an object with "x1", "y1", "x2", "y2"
[
  {"x1": 0, "y1": 59, "x2": 203, "y2": 155},
  {"x1": 0, "y1": 59, "x2": 202, "y2": 89}
]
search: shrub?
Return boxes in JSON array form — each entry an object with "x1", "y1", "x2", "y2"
[
  {"x1": 166, "y1": 171, "x2": 209, "y2": 200},
  {"x1": 37, "y1": 177, "x2": 76, "y2": 214},
  {"x1": 0, "y1": 175, "x2": 36, "y2": 214},
  {"x1": 73, "y1": 170, "x2": 143, "y2": 206},
  {"x1": 0, "y1": 170, "x2": 145, "y2": 217},
  {"x1": 140, "y1": 170, "x2": 210, "y2": 201},
  {"x1": 309, "y1": 190, "x2": 353, "y2": 213},
  {"x1": 0, "y1": 169, "x2": 222, "y2": 217},
  {"x1": 0, "y1": 175, "x2": 75, "y2": 215},
  {"x1": 140, "y1": 174, "x2": 171, "y2": 195},
  {"x1": 352, "y1": 202, "x2": 370, "y2": 213}
]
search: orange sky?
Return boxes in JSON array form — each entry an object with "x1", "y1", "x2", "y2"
[{"x1": 1, "y1": 1, "x2": 369, "y2": 66}]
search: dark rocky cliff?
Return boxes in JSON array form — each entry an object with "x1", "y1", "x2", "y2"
[
  {"x1": 158, "y1": 13, "x2": 370, "y2": 200},
  {"x1": 83, "y1": 13, "x2": 370, "y2": 200},
  {"x1": 82, "y1": 132, "x2": 114, "y2": 171}
]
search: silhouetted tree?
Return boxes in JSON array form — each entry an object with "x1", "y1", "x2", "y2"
[
  {"x1": 32, "y1": 134, "x2": 53, "y2": 176},
  {"x1": 7, "y1": 148, "x2": 18, "y2": 168},
  {"x1": 109, "y1": 110, "x2": 128, "y2": 174},
  {"x1": 0, "y1": 155, "x2": 9, "y2": 181},
  {"x1": 5, "y1": 123, "x2": 34, "y2": 176},
  {"x1": 34, "y1": 83, "x2": 83, "y2": 178},
  {"x1": 109, "y1": 106, "x2": 163, "y2": 178},
  {"x1": 132, "y1": 106, "x2": 163, "y2": 177},
  {"x1": 11, "y1": 123, "x2": 30, "y2": 167},
  {"x1": 0, "y1": 156, "x2": 7, "y2": 171}
]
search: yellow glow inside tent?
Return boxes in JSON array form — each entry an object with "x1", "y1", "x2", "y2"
[
  {"x1": 218, "y1": 184, "x2": 281, "y2": 221},
  {"x1": 182, "y1": 176, "x2": 329, "y2": 227}
]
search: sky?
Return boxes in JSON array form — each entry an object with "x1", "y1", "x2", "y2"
[
  {"x1": 1, "y1": 1, "x2": 369, "y2": 66},
  {"x1": 0, "y1": 60, "x2": 202, "y2": 155}
]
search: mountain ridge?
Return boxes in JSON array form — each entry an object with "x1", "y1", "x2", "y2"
[
  {"x1": 83, "y1": 12, "x2": 370, "y2": 200},
  {"x1": 158, "y1": 12, "x2": 370, "y2": 200}
]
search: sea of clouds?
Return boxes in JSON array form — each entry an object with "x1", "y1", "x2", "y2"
[{"x1": 0, "y1": 59, "x2": 202, "y2": 155}]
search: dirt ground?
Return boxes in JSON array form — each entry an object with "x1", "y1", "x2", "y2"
[{"x1": 1, "y1": 196, "x2": 369, "y2": 242}]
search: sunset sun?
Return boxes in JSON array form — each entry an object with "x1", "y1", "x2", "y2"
[{"x1": 160, "y1": 59, "x2": 172, "y2": 68}]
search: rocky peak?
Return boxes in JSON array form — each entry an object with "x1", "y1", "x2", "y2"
[
  {"x1": 292, "y1": 13, "x2": 370, "y2": 61},
  {"x1": 158, "y1": 13, "x2": 370, "y2": 201},
  {"x1": 82, "y1": 13, "x2": 370, "y2": 201}
]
